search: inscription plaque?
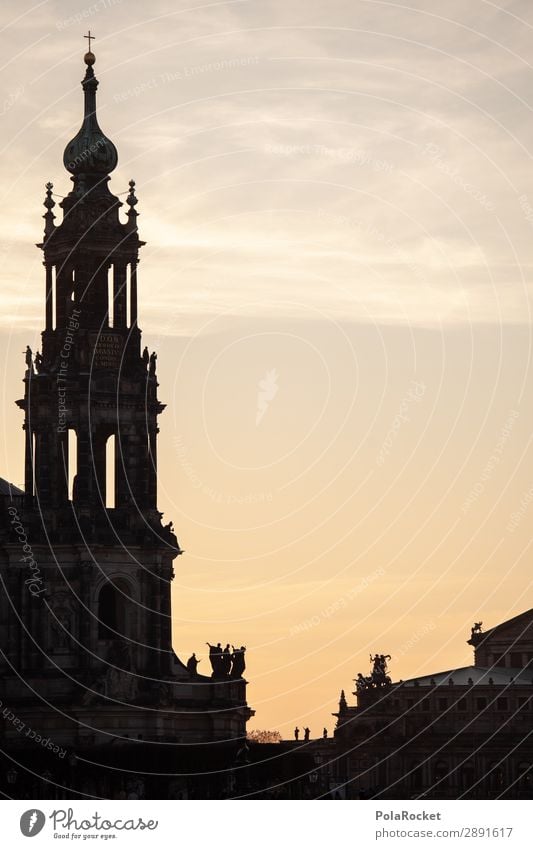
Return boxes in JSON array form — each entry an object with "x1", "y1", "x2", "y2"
[{"x1": 91, "y1": 333, "x2": 124, "y2": 369}]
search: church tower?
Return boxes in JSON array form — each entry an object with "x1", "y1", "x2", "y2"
[{"x1": 0, "y1": 42, "x2": 252, "y2": 799}]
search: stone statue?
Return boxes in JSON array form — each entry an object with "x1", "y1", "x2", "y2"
[
  {"x1": 355, "y1": 653, "x2": 392, "y2": 692},
  {"x1": 149, "y1": 351, "x2": 157, "y2": 375},
  {"x1": 142, "y1": 346, "x2": 149, "y2": 367},
  {"x1": 35, "y1": 351, "x2": 43, "y2": 373},
  {"x1": 294, "y1": 726, "x2": 299, "y2": 741},
  {"x1": 206, "y1": 642, "x2": 224, "y2": 677},
  {"x1": 222, "y1": 643, "x2": 232, "y2": 676},
  {"x1": 355, "y1": 672, "x2": 368, "y2": 693},
  {"x1": 186, "y1": 652, "x2": 200, "y2": 675},
  {"x1": 471, "y1": 622, "x2": 483, "y2": 637},
  {"x1": 24, "y1": 346, "x2": 33, "y2": 370},
  {"x1": 230, "y1": 645, "x2": 246, "y2": 678},
  {"x1": 323, "y1": 728, "x2": 328, "y2": 739},
  {"x1": 370, "y1": 653, "x2": 391, "y2": 687},
  {"x1": 304, "y1": 727, "x2": 310, "y2": 741},
  {"x1": 164, "y1": 520, "x2": 175, "y2": 538}
]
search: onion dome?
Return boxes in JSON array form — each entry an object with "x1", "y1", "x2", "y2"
[{"x1": 63, "y1": 49, "x2": 118, "y2": 179}]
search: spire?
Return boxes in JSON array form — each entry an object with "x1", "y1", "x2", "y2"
[
  {"x1": 62, "y1": 35, "x2": 118, "y2": 185},
  {"x1": 339, "y1": 689, "x2": 347, "y2": 711}
]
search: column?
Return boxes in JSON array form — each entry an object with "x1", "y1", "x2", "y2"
[
  {"x1": 130, "y1": 261, "x2": 138, "y2": 327},
  {"x1": 113, "y1": 262, "x2": 127, "y2": 328},
  {"x1": 45, "y1": 264, "x2": 53, "y2": 330}
]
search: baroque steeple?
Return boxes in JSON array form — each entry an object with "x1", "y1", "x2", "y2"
[{"x1": 21, "y1": 38, "x2": 165, "y2": 539}]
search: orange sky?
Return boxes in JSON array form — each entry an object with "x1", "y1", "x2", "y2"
[{"x1": 1, "y1": 0, "x2": 533, "y2": 737}]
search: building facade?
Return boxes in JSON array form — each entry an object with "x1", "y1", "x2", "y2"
[
  {"x1": 334, "y1": 610, "x2": 533, "y2": 799},
  {"x1": 0, "y1": 45, "x2": 252, "y2": 800}
]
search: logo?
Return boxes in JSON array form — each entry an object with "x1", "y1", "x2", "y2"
[{"x1": 20, "y1": 809, "x2": 46, "y2": 837}]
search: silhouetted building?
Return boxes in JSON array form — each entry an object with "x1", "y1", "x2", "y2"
[
  {"x1": 0, "y1": 43, "x2": 252, "y2": 799},
  {"x1": 334, "y1": 610, "x2": 533, "y2": 799}
]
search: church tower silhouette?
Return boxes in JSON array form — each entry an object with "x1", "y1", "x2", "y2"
[{"x1": 0, "y1": 41, "x2": 252, "y2": 799}]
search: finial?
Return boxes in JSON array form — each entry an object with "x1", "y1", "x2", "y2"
[
  {"x1": 84, "y1": 30, "x2": 95, "y2": 65},
  {"x1": 44, "y1": 182, "x2": 54, "y2": 207},
  {"x1": 43, "y1": 182, "x2": 56, "y2": 237},
  {"x1": 127, "y1": 179, "x2": 138, "y2": 207},
  {"x1": 126, "y1": 179, "x2": 139, "y2": 231}
]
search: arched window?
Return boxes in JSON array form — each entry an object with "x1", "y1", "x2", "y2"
[
  {"x1": 97, "y1": 581, "x2": 131, "y2": 639},
  {"x1": 98, "y1": 584, "x2": 118, "y2": 639}
]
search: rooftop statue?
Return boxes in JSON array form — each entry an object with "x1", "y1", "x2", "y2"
[{"x1": 354, "y1": 653, "x2": 392, "y2": 693}]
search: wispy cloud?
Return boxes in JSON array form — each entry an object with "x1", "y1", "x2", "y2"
[{"x1": 1, "y1": 0, "x2": 533, "y2": 332}]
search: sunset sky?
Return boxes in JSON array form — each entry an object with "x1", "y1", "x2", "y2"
[{"x1": 1, "y1": 0, "x2": 533, "y2": 737}]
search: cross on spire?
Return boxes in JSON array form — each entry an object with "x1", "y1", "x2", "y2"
[{"x1": 84, "y1": 30, "x2": 95, "y2": 52}]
